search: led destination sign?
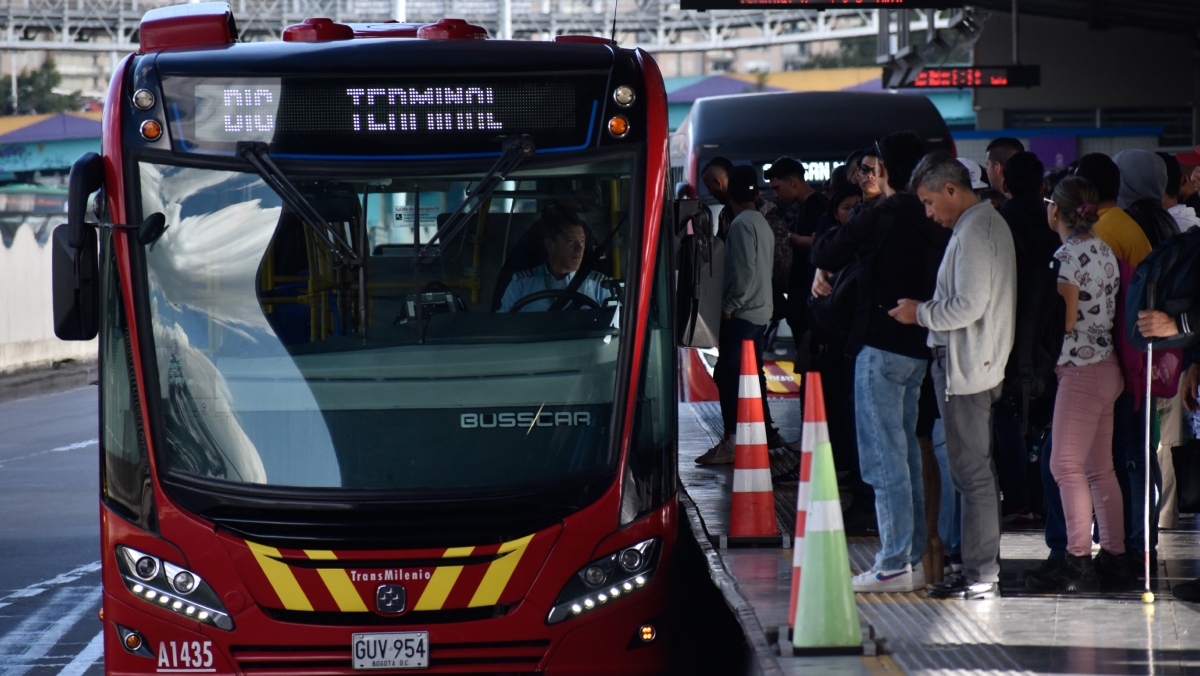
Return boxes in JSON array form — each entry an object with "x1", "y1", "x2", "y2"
[
  {"x1": 166, "y1": 76, "x2": 599, "y2": 157},
  {"x1": 887, "y1": 65, "x2": 1042, "y2": 89}
]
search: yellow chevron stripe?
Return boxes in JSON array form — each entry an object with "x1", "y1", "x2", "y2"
[
  {"x1": 304, "y1": 550, "x2": 368, "y2": 612},
  {"x1": 469, "y1": 535, "x2": 534, "y2": 608},
  {"x1": 246, "y1": 541, "x2": 313, "y2": 611},
  {"x1": 413, "y1": 546, "x2": 474, "y2": 611}
]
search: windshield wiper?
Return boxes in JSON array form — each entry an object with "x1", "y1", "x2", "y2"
[
  {"x1": 416, "y1": 136, "x2": 535, "y2": 263},
  {"x1": 239, "y1": 142, "x2": 368, "y2": 344},
  {"x1": 238, "y1": 142, "x2": 361, "y2": 269}
]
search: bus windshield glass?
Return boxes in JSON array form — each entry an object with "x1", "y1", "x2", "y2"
[{"x1": 139, "y1": 156, "x2": 634, "y2": 492}]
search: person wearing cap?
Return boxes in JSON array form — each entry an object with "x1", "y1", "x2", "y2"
[
  {"x1": 696, "y1": 165, "x2": 778, "y2": 465},
  {"x1": 985, "y1": 138, "x2": 1025, "y2": 199},
  {"x1": 957, "y1": 158, "x2": 989, "y2": 193},
  {"x1": 811, "y1": 131, "x2": 951, "y2": 592}
]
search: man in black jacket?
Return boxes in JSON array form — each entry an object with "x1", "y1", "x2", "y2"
[
  {"x1": 994, "y1": 152, "x2": 1062, "y2": 527},
  {"x1": 810, "y1": 131, "x2": 951, "y2": 592}
]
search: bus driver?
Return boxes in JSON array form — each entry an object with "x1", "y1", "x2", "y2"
[{"x1": 499, "y1": 205, "x2": 613, "y2": 312}]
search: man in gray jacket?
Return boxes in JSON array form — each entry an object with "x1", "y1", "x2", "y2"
[
  {"x1": 891, "y1": 152, "x2": 1017, "y2": 599},
  {"x1": 696, "y1": 165, "x2": 777, "y2": 464}
]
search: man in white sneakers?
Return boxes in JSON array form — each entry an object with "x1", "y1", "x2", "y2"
[{"x1": 892, "y1": 152, "x2": 1017, "y2": 600}]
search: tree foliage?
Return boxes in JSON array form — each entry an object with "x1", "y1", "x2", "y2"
[{"x1": 2, "y1": 58, "x2": 83, "y2": 115}]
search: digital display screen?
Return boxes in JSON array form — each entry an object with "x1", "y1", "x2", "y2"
[
  {"x1": 681, "y1": 0, "x2": 959, "y2": 10},
  {"x1": 164, "y1": 76, "x2": 602, "y2": 157},
  {"x1": 890, "y1": 65, "x2": 1041, "y2": 89}
]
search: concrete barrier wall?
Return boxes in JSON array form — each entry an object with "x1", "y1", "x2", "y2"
[{"x1": 0, "y1": 218, "x2": 97, "y2": 376}]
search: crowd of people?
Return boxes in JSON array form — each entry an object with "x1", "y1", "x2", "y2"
[{"x1": 695, "y1": 134, "x2": 1200, "y2": 600}]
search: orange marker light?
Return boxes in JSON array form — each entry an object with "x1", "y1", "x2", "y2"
[
  {"x1": 124, "y1": 632, "x2": 143, "y2": 651},
  {"x1": 607, "y1": 116, "x2": 629, "y2": 138},
  {"x1": 639, "y1": 624, "x2": 656, "y2": 642},
  {"x1": 140, "y1": 120, "x2": 163, "y2": 141}
]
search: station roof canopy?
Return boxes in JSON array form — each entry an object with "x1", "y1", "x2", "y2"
[{"x1": 972, "y1": 0, "x2": 1200, "y2": 35}]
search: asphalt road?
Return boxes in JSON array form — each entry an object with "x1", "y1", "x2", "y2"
[{"x1": 0, "y1": 385, "x2": 104, "y2": 676}]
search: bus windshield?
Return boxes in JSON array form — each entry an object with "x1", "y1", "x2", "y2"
[{"x1": 139, "y1": 156, "x2": 634, "y2": 492}]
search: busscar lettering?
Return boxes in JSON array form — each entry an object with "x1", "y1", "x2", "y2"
[
  {"x1": 460, "y1": 411, "x2": 592, "y2": 429},
  {"x1": 346, "y1": 86, "x2": 503, "y2": 133}
]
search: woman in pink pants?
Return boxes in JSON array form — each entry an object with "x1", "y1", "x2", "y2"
[{"x1": 1027, "y1": 176, "x2": 1126, "y2": 593}]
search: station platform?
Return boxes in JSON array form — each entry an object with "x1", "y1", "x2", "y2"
[{"x1": 678, "y1": 400, "x2": 1200, "y2": 676}]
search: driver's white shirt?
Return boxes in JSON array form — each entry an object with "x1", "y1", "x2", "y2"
[{"x1": 499, "y1": 264, "x2": 612, "y2": 312}]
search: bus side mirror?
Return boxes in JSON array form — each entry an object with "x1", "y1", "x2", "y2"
[
  {"x1": 54, "y1": 152, "x2": 106, "y2": 341},
  {"x1": 68, "y1": 152, "x2": 105, "y2": 248},
  {"x1": 52, "y1": 223, "x2": 99, "y2": 341}
]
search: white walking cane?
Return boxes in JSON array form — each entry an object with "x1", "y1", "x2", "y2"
[{"x1": 1142, "y1": 283, "x2": 1155, "y2": 603}]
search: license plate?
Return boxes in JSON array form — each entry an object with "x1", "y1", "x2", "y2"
[{"x1": 352, "y1": 632, "x2": 429, "y2": 670}]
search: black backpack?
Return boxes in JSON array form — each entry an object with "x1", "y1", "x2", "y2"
[{"x1": 1002, "y1": 232, "x2": 1066, "y2": 430}]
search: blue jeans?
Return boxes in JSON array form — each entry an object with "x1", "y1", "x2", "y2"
[
  {"x1": 855, "y1": 346, "x2": 927, "y2": 571},
  {"x1": 932, "y1": 419, "x2": 961, "y2": 555},
  {"x1": 1112, "y1": 392, "x2": 1161, "y2": 554},
  {"x1": 993, "y1": 399, "x2": 1030, "y2": 511},
  {"x1": 1040, "y1": 432, "x2": 1067, "y2": 560}
]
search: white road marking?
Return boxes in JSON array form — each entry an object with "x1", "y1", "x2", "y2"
[
  {"x1": 0, "y1": 586, "x2": 101, "y2": 676},
  {"x1": 55, "y1": 631, "x2": 103, "y2": 676},
  {"x1": 0, "y1": 439, "x2": 98, "y2": 467},
  {"x1": 0, "y1": 561, "x2": 101, "y2": 606},
  {"x1": 50, "y1": 440, "x2": 99, "y2": 453}
]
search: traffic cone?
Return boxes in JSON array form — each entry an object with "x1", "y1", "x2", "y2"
[
  {"x1": 729, "y1": 338, "x2": 778, "y2": 538},
  {"x1": 793, "y1": 376, "x2": 862, "y2": 651},
  {"x1": 787, "y1": 371, "x2": 824, "y2": 626}
]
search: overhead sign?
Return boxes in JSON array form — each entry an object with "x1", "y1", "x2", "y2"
[
  {"x1": 888, "y1": 65, "x2": 1041, "y2": 89},
  {"x1": 682, "y1": 0, "x2": 961, "y2": 10}
]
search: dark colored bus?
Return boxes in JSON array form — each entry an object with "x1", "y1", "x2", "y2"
[
  {"x1": 670, "y1": 90, "x2": 955, "y2": 193},
  {"x1": 51, "y1": 4, "x2": 680, "y2": 673}
]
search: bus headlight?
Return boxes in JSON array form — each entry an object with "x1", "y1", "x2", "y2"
[
  {"x1": 116, "y1": 545, "x2": 234, "y2": 630},
  {"x1": 546, "y1": 538, "x2": 659, "y2": 625}
]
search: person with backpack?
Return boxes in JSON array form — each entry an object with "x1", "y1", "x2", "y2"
[
  {"x1": 994, "y1": 152, "x2": 1064, "y2": 525},
  {"x1": 811, "y1": 132, "x2": 950, "y2": 592},
  {"x1": 1023, "y1": 177, "x2": 1129, "y2": 592}
]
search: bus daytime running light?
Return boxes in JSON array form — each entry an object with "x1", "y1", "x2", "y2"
[
  {"x1": 613, "y1": 85, "x2": 635, "y2": 107},
  {"x1": 115, "y1": 545, "x2": 235, "y2": 631},
  {"x1": 546, "y1": 537, "x2": 660, "y2": 625},
  {"x1": 132, "y1": 89, "x2": 155, "y2": 110},
  {"x1": 640, "y1": 624, "x2": 656, "y2": 642}
]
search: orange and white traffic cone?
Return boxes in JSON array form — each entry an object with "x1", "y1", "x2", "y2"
[
  {"x1": 730, "y1": 338, "x2": 778, "y2": 538},
  {"x1": 787, "y1": 371, "x2": 824, "y2": 626}
]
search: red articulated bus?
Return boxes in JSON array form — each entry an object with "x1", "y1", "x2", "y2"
[{"x1": 51, "y1": 3, "x2": 681, "y2": 673}]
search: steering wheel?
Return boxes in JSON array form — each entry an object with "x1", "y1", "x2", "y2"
[{"x1": 508, "y1": 289, "x2": 602, "y2": 312}]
